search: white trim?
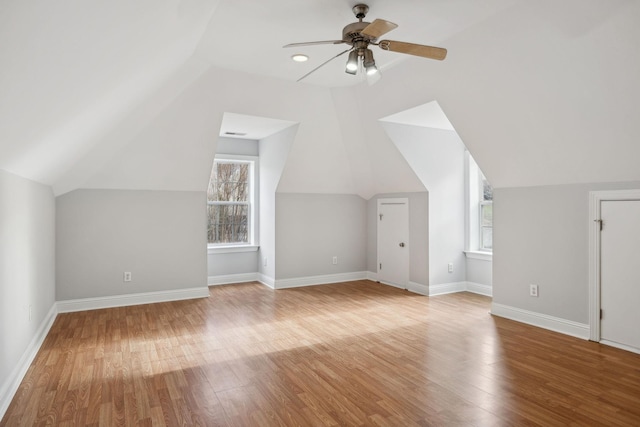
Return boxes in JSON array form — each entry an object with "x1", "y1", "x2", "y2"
[
  {"x1": 369, "y1": 277, "x2": 492, "y2": 297},
  {"x1": 258, "y1": 274, "x2": 275, "y2": 289},
  {"x1": 589, "y1": 189, "x2": 640, "y2": 342},
  {"x1": 0, "y1": 304, "x2": 58, "y2": 420},
  {"x1": 600, "y1": 340, "x2": 640, "y2": 355},
  {"x1": 428, "y1": 281, "x2": 467, "y2": 296},
  {"x1": 56, "y1": 287, "x2": 209, "y2": 313},
  {"x1": 407, "y1": 281, "x2": 429, "y2": 296},
  {"x1": 491, "y1": 303, "x2": 589, "y2": 340},
  {"x1": 464, "y1": 251, "x2": 492, "y2": 261},
  {"x1": 589, "y1": 191, "x2": 600, "y2": 341},
  {"x1": 466, "y1": 282, "x2": 493, "y2": 297},
  {"x1": 379, "y1": 280, "x2": 405, "y2": 290},
  {"x1": 207, "y1": 245, "x2": 259, "y2": 255},
  {"x1": 208, "y1": 273, "x2": 259, "y2": 285},
  {"x1": 275, "y1": 272, "x2": 367, "y2": 289}
]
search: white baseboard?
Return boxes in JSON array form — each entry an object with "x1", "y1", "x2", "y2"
[
  {"x1": 207, "y1": 273, "x2": 276, "y2": 290},
  {"x1": 0, "y1": 303, "x2": 58, "y2": 420},
  {"x1": 366, "y1": 276, "x2": 493, "y2": 298},
  {"x1": 208, "y1": 273, "x2": 259, "y2": 286},
  {"x1": 466, "y1": 282, "x2": 493, "y2": 297},
  {"x1": 379, "y1": 280, "x2": 405, "y2": 290},
  {"x1": 491, "y1": 303, "x2": 590, "y2": 340},
  {"x1": 407, "y1": 281, "x2": 429, "y2": 296},
  {"x1": 600, "y1": 340, "x2": 640, "y2": 355},
  {"x1": 275, "y1": 271, "x2": 367, "y2": 289},
  {"x1": 57, "y1": 287, "x2": 210, "y2": 313},
  {"x1": 428, "y1": 281, "x2": 467, "y2": 296},
  {"x1": 258, "y1": 274, "x2": 275, "y2": 289}
]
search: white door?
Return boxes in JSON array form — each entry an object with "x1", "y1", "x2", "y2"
[
  {"x1": 600, "y1": 200, "x2": 640, "y2": 353},
  {"x1": 377, "y1": 198, "x2": 409, "y2": 288}
]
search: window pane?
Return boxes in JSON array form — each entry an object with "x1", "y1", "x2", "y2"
[
  {"x1": 207, "y1": 204, "x2": 249, "y2": 244},
  {"x1": 482, "y1": 176, "x2": 493, "y2": 201},
  {"x1": 481, "y1": 227, "x2": 493, "y2": 250},
  {"x1": 481, "y1": 203, "x2": 493, "y2": 226},
  {"x1": 208, "y1": 162, "x2": 249, "y2": 202}
]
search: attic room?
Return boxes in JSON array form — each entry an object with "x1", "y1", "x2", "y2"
[{"x1": 2, "y1": 0, "x2": 640, "y2": 424}]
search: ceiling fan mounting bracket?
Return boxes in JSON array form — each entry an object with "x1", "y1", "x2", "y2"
[{"x1": 352, "y1": 4, "x2": 369, "y2": 20}]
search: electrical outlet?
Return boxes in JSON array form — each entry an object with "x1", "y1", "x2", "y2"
[
  {"x1": 529, "y1": 284, "x2": 538, "y2": 297},
  {"x1": 332, "y1": 256, "x2": 338, "y2": 265},
  {"x1": 263, "y1": 257, "x2": 268, "y2": 267},
  {"x1": 124, "y1": 271, "x2": 132, "y2": 282},
  {"x1": 448, "y1": 262, "x2": 453, "y2": 273}
]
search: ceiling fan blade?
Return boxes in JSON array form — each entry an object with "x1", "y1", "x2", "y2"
[
  {"x1": 283, "y1": 40, "x2": 345, "y2": 48},
  {"x1": 296, "y1": 48, "x2": 353, "y2": 82},
  {"x1": 378, "y1": 40, "x2": 447, "y2": 60},
  {"x1": 361, "y1": 19, "x2": 398, "y2": 39}
]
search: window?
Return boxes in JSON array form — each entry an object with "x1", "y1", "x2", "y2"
[
  {"x1": 466, "y1": 152, "x2": 493, "y2": 254},
  {"x1": 207, "y1": 157, "x2": 256, "y2": 247},
  {"x1": 479, "y1": 173, "x2": 493, "y2": 250}
]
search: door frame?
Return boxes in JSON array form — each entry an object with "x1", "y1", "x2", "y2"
[
  {"x1": 377, "y1": 197, "x2": 409, "y2": 288},
  {"x1": 589, "y1": 189, "x2": 640, "y2": 341}
]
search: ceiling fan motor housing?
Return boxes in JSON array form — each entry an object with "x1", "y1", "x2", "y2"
[{"x1": 343, "y1": 21, "x2": 373, "y2": 43}]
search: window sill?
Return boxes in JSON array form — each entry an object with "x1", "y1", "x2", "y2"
[
  {"x1": 208, "y1": 245, "x2": 259, "y2": 255},
  {"x1": 464, "y1": 251, "x2": 493, "y2": 261}
]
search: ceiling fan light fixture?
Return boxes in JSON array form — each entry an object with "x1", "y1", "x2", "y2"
[
  {"x1": 345, "y1": 50, "x2": 359, "y2": 73},
  {"x1": 365, "y1": 64, "x2": 378, "y2": 75},
  {"x1": 291, "y1": 54, "x2": 309, "y2": 62},
  {"x1": 363, "y1": 48, "x2": 378, "y2": 75}
]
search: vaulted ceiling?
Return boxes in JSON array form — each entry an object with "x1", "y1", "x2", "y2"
[{"x1": 1, "y1": 0, "x2": 639, "y2": 198}]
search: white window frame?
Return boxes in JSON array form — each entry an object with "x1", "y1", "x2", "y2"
[
  {"x1": 465, "y1": 151, "x2": 493, "y2": 259},
  {"x1": 479, "y1": 200, "x2": 493, "y2": 251},
  {"x1": 207, "y1": 154, "x2": 259, "y2": 254}
]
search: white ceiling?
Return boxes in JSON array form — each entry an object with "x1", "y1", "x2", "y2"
[
  {"x1": 380, "y1": 101, "x2": 454, "y2": 131},
  {"x1": 2, "y1": 0, "x2": 640, "y2": 197}
]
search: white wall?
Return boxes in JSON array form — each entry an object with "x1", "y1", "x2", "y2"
[
  {"x1": 367, "y1": 192, "x2": 429, "y2": 287},
  {"x1": 259, "y1": 126, "x2": 297, "y2": 282},
  {"x1": 382, "y1": 123, "x2": 467, "y2": 286},
  {"x1": 215, "y1": 137, "x2": 258, "y2": 157},
  {"x1": 275, "y1": 193, "x2": 367, "y2": 281},
  {"x1": 208, "y1": 252, "x2": 258, "y2": 277},
  {"x1": 466, "y1": 257, "x2": 492, "y2": 287},
  {"x1": 493, "y1": 181, "x2": 640, "y2": 324},
  {"x1": 56, "y1": 189, "x2": 207, "y2": 300},
  {"x1": 0, "y1": 170, "x2": 55, "y2": 414}
]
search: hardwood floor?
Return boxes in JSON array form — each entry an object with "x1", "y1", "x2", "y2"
[{"x1": 3, "y1": 280, "x2": 640, "y2": 426}]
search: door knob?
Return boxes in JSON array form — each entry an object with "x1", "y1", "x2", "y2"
[{"x1": 399, "y1": 242, "x2": 405, "y2": 247}]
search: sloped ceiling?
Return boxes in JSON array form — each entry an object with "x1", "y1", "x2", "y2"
[
  {"x1": 1, "y1": 0, "x2": 639, "y2": 197},
  {"x1": 0, "y1": 0, "x2": 220, "y2": 187}
]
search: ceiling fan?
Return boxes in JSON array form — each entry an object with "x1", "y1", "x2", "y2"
[{"x1": 284, "y1": 4, "x2": 447, "y2": 82}]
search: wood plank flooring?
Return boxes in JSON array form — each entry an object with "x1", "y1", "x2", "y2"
[{"x1": 3, "y1": 280, "x2": 640, "y2": 426}]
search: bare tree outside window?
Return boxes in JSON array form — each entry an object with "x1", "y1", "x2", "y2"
[
  {"x1": 480, "y1": 174, "x2": 493, "y2": 250},
  {"x1": 207, "y1": 161, "x2": 250, "y2": 244}
]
